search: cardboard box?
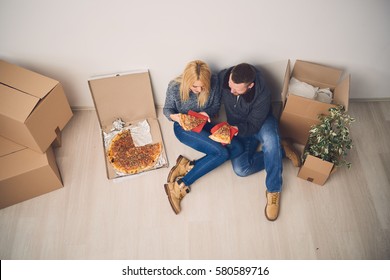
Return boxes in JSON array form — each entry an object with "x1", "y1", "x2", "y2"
[
  {"x1": 88, "y1": 70, "x2": 168, "y2": 179},
  {"x1": 279, "y1": 60, "x2": 350, "y2": 145},
  {"x1": 0, "y1": 60, "x2": 73, "y2": 153},
  {"x1": 0, "y1": 136, "x2": 63, "y2": 209},
  {"x1": 279, "y1": 60, "x2": 350, "y2": 185}
]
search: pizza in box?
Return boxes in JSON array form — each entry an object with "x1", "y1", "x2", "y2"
[{"x1": 107, "y1": 129, "x2": 162, "y2": 174}]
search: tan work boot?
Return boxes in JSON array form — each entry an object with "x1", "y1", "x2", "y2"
[
  {"x1": 281, "y1": 138, "x2": 301, "y2": 167},
  {"x1": 167, "y1": 155, "x2": 194, "y2": 183},
  {"x1": 265, "y1": 191, "x2": 281, "y2": 221},
  {"x1": 164, "y1": 180, "x2": 190, "y2": 214}
]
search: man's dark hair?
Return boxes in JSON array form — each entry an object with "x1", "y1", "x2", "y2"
[{"x1": 231, "y1": 63, "x2": 256, "y2": 84}]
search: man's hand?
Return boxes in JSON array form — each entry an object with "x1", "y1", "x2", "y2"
[
  {"x1": 198, "y1": 112, "x2": 211, "y2": 122},
  {"x1": 231, "y1": 125, "x2": 239, "y2": 136}
]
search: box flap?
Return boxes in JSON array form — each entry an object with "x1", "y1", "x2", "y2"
[
  {"x1": 303, "y1": 155, "x2": 334, "y2": 174},
  {"x1": 333, "y1": 74, "x2": 350, "y2": 111},
  {"x1": 23, "y1": 83, "x2": 73, "y2": 153},
  {"x1": 0, "y1": 84, "x2": 39, "y2": 122},
  {"x1": 298, "y1": 155, "x2": 334, "y2": 185},
  {"x1": 279, "y1": 95, "x2": 335, "y2": 145},
  {"x1": 283, "y1": 95, "x2": 333, "y2": 119},
  {"x1": 292, "y1": 60, "x2": 342, "y2": 90},
  {"x1": 0, "y1": 60, "x2": 58, "y2": 99},
  {"x1": 88, "y1": 70, "x2": 157, "y2": 129},
  {"x1": 281, "y1": 59, "x2": 291, "y2": 106},
  {"x1": 0, "y1": 136, "x2": 26, "y2": 156}
]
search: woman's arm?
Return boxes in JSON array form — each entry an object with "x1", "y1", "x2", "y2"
[{"x1": 163, "y1": 80, "x2": 179, "y2": 121}]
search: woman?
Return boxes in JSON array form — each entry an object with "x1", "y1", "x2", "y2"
[{"x1": 163, "y1": 60, "x2": 241, "y2": 215}]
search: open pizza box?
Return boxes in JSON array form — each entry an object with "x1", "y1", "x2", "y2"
[
  {"x1": 88, "y1": 70, "x2": 168, "y2": 180},
  {"x1": 278, "y1": 59, "x2": 350, "y2": 185},
  {"x1": 0, "y1": 135, "x2": 63, "y2": 209}
]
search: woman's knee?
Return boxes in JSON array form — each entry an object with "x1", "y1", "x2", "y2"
[
  {"x1": 206, "y1": 145, "x2": 229, "y2": 165},
  {"x1": 217, "y1": 148, "x2": 230, "y2": 162}
]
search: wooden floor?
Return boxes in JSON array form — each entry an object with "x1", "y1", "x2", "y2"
[{"x1": 0, "y1": 102, "x2": 389, "y2": 260}]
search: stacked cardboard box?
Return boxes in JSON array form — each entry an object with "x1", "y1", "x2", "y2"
[
  {"x1": 0, "y1": 60, "x2": 73, "y2": 208},
  {"x1": 279, "y1": 60, "x2": 350, "y2": 185}
]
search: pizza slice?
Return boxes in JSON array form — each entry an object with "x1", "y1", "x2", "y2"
[
  {"x1": 122, "y1": 142, "x2": 162, "y2": 174},
  {"x1": 107, "y1": 129, "x2": 135, "y2": 157},
  {"x1": 209, "y1": 123, "x2": 232, "y2": 144},
  {"x1": 179, "y1": 113, "x2": 206, "y2": 131}
]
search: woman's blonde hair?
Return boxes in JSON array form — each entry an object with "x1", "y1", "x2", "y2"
[{"x1": 175, "y1": 60, "x2": 211, "y2": 108}]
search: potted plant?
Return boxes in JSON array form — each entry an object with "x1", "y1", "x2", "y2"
[
  {"x1": 297, "y1": 105, "x2": 355, "y2": 185},
  {"x1": 303, "y1": 105, "x2": 355, "y2": 168}
]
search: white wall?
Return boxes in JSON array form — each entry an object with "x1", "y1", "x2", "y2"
[{"x1": 1, "y1": 0, "x2": 389, "y2": 107}]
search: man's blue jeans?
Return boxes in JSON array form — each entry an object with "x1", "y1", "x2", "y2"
[
  {"x1": 229, "y1": 114, "x2": 283, "y2": 193},
  {"x1": 173, "y1": 122, "x2": 243, "y2": 186}
]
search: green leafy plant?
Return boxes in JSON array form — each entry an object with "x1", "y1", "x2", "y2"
[{"x1": 303, "y1": 105, "x2": 355, "y2": 168}]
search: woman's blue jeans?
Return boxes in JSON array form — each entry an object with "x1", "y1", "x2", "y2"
[
  {"x1": 173, "y1": 122, "x2": 243, "y2": 186},
  {"x1": 229, "y1": 114, "x2": 283, "y2": 193}
]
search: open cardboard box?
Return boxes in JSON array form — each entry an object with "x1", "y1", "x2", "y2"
[
  {"x1": 0, "y1": 136, "x2": 63, "y2": 209},
  {"x1": 88, "y1": 70, "x2": 168, "y2": 179},
  {"x1": 280, "y1": 59, "x2": 350, "y2": 145},
  {"x1": 0, "y1": 60, "x2": 73, "y2": 153},
  {"x1": 279, "y1": 60, "x2": 350, "y2": 185}
]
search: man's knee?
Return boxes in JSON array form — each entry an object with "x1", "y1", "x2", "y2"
[
  {"x1": 261, "y1": 133, "x2": 280, "y2": 153},
  {"x1": 232, "y1": 164, "x2": 249, "y2": 177}
]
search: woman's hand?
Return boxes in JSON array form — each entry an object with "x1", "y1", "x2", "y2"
[{"x1": 170, "y1": 113, "x2": 181, "y2": 123}]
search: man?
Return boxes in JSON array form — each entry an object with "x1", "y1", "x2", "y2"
[{"x1": 218, "y1": 63, "x2": 300, "y2": 221}]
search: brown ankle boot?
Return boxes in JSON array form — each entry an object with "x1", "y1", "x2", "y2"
[
  {"x1": 164, "y1": 180, "x2": 190, "y2": 214},
  {"x1": 281, "y1": 138, "x2": 301, "y2": 167},
  {"x1": 167, "y1": 155, "x2": 194, "y2": 183},
  {"x1": 265, "y1": 191, "x2": 281, "y2": 221}
]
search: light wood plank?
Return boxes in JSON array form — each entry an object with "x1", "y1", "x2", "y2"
[{"x1": 0, "y1": 102, "x2": 389, "y2": 259}]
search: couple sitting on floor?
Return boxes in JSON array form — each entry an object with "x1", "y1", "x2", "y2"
[{"x1": 163, "y1": 60, "x2": 301, "y2": 221}]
